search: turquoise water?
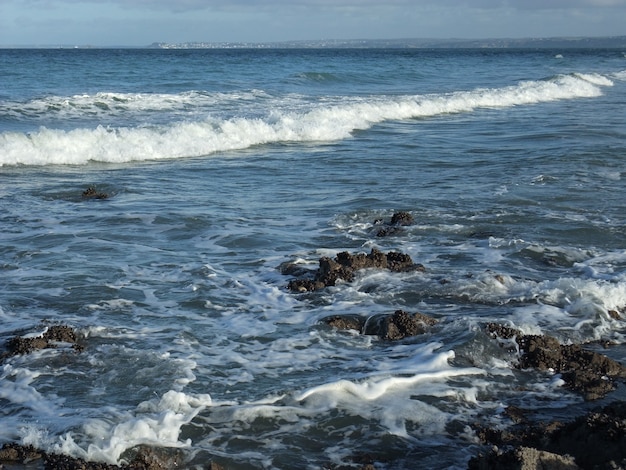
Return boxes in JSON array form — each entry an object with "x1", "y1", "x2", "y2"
[{"x1": 1, "y1": 48, "x2": 626, "y2": 468}]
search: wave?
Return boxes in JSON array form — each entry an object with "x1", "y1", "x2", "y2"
[
  {"x1": 293, "y1": 72, "x2": 342, "y2": 83},
  {"x1": 0, "y1": 73, "x2": 612, "y2": 166},
  {"x1": 0, "y1": 90, "x2": 270, "y2": 122}
]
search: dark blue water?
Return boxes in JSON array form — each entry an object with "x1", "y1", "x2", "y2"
[{"x1": 1, "y1": 48, "x2": 625, "y2": 469}]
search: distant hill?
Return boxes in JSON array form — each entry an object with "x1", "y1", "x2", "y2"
[{"x1": 149, "y1": 36, "x2": 626, "y2": 50}]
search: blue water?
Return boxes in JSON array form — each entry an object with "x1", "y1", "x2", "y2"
[{"x1": 1, "y1": 48, "x2": 626, "y2": 469}]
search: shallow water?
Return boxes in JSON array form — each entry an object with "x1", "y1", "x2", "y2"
[{"x1": 1, "y1": 48, "x2": 626, "y2": 468}]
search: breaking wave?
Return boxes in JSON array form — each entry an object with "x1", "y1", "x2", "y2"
[{"x1": 0, "y1": 72, "x2": 611, "y2": 166}]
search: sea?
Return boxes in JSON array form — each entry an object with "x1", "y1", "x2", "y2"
[{"x1": 1, "y1": 47, "x2": 625, "y2": 469}]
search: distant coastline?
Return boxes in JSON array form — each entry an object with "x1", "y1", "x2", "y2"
[
  {"x1": 2, "y1": 36, "x2": 626, "y2": 50},
  {"x1": 149, "y1": 36, "x2": 626, "y2": 50}
]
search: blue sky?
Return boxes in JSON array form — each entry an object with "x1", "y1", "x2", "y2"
[{"x1": 1, "y1": 0, "x2": 625, "y2": 46}]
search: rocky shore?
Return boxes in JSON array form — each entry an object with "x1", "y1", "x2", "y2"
[{"x1": 2, "y1": 212, "x2": 625, "y2": 469}]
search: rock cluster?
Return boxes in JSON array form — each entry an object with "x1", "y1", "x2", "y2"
[
  {"x1": 287, "y1": 247, "x2": 423, "y2": 292},
  {"x1": 486, "y1": 323, "x2": 626, "y2": 400},
  {"x1": 470, "y1": 401, "x2": 626, "y2": 469},
  {"x1": 1, "y1": 325, "x2": 83, "y2": 361},
  {"x1": 0, "y1": 442, "x2": 215, "y2": 470}
]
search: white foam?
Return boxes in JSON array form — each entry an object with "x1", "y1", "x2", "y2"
[
  {"x1": 0, "y1": 72, "x2": 610, "y2": 166},
  {"x1": 0, "y1": 365, "x2": 58, "y2": 418},
  {"x1": 53, "y1": 390, "x2": 213, "y2": 464}
]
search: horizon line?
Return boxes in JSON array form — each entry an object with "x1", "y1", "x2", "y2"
[{"x1": 2, "y1": 35, "x2": 626, "y2": 49}]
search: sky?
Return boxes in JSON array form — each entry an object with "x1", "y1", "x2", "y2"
[{"x1": 0, "y1": 0, "x2": 625, "y2": 46}]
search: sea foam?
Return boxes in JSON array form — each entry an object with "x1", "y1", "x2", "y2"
[{"x1": 0, "y1": 73, "x2": 610, "y2": 167}]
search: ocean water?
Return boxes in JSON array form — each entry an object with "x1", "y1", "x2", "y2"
[{"x1": 1, "y1": 47, "x2": 625, "y2": 469}]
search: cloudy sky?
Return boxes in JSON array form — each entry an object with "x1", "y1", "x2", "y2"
[{"x1": 1, "y1": 0, "x2": 625, "y2": 46}]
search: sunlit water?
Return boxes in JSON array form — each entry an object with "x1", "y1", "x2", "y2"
[{"x1": 1, "y1": 48, "x2": 625, "y2": 469}]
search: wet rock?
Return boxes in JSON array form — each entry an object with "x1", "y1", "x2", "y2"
[
  {"x1": 287, "y1": 248, "x2": 423, "y2": 292},
  {"x1": 0, "y1": 443, "x2": 43, "y2": 463},
  {"x1": 470, "y1": 401, "x2": 626, "y2": 470},
  {"x1": 378, "y1": 310, "x2": 437, "y2": 340},
  {"x1": 0, "y1": 443, "x2": 196, "y2": 470},
  {"x1": 277, "y1": 261, "x2": 312, "y2": 278},
  {"x1": 375, "y1": 211, "x2": 414, "y2": 237},
  {"x1": 82, "y1": 186, "x2": 109, "y2": 199},
  {"x1": 323, "y1": 310, "x2": 436, "y2": 340},
  {"x1": 2, "y1": 325, "x2": 83, "y2": 360},
  {"x1": 486, "y1": 323, "x2": 626, "y2": 400},
  {"x1": 546, "y1": 401, "x2": 626, "y2": 469},
  {"x1": 324, "y1": 315, "x2": 365, "y2": 332},
  {"x1": 468, "y1": 446, "x2": 580, "y2": 470}
]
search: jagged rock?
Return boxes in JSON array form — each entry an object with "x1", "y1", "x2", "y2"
[
  {"x1": 3, "y1": 325, "x2": 83, "y2": 360},
  {"x1": 82, "y1": 187, "x2": 109, "y2": 199},
  {"x1": 468, "y1": 446, "x2": 580, "y2": 470},
  {"x1": 323, "y1": 310, "x2": 436, "y2": 340},
  {"x1": 0, "y1": 443, "x2": 194, "y2": 470},
  {"x1": 546, "y1": 401, "x2": 626, "y2": 469},
  {"x1": 378, "y1": 310, "x2": 437, "y2": 340},
  {"x1": 470, "y1": 401, "x2": 626, "y2": 470},
  {"x1": 486, "y1": 323, "x2": 626, "y2": 400},
  {"x1": 375, "y1": 211, "x2": 414, "y2": 237},
  {"x1": 287, "y1": 248, "x2": 423, "y2": 292},
  {"x1": 0, "y1": 443, "x2": 43, "y2": 463},
  {"x1": 324, "y1": 315, "x2": 365, "y2": 332}
]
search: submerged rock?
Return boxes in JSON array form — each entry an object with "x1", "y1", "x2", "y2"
[
  {"x1": 287, "y1": 248, "x2": 423, "y2": 292},
  {"x1": 323, "y1": 310, "x2": 437, "y2": 340},
  {"x1": 82, "y1": 186, "x2": 109, "y2": 199},
  {"x1": 486, "y1": 323, "x2": 626, "y2": 400}
]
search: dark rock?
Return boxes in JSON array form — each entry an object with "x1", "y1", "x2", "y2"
[
  {"x1": 546, "y1": 401, "x2": 626, "y2": 469},
  {"x1": 390, "y1": 211, "x2": 414, "y2": 226},
  {"x1": 0, "y1": 443, "x2": 43, "y2": 463},
  {"x1": 277, "y1": 261, "x2": 312, "y2": 278},
  {"x1": 379, "y1": 310, "x2": 437, "y2": 340},
  {"x1": 324, "y1": 310, "x2": 436, "y2": 340},
  {"x1": 468, "y1": 446, "x2": 580, "y2": 470},
  {"x1": 288, "y1": 248, "x2": 423, "y2": 292},
  {"x1": 375, "y1": 211, "x2": 414, "y2": 237},
  {"x1": 470, "y1": 401, "x2": 626, "y2": 470},
  {"x1": 3, "y1": 325, "x2": 83, "y2": 360},
  {"x1": 82, "y1": 187, "x2": 109, "y2": 199},
  {"x1": 486, "y1": 323, "x2": 626, "y2": 400},
  {"x1": 324, "y1": 315, "x2": 365, "y2": 332},
  {"x1": 0, "y1": 443, "x2": 193, "y2": 470}
]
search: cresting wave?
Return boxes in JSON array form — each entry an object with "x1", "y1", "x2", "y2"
[{"x1": 0, "y1": 72, "x2": 611, "y2": 166}]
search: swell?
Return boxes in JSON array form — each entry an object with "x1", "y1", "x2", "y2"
[{"x1": 0, "y1": 72, "x2": 611, "y2": 166}]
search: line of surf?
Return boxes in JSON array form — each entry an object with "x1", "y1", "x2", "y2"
[{"x1": 0, "y1": 72, "x2": 611, "y2": 167}]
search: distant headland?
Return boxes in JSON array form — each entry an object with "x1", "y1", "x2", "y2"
[
  {"x1": 148, "y1": 36, "x2": 626, "y2": 50},
  {"x1": 3, "y1": 36, "x2": 626, "y2": 50}
]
